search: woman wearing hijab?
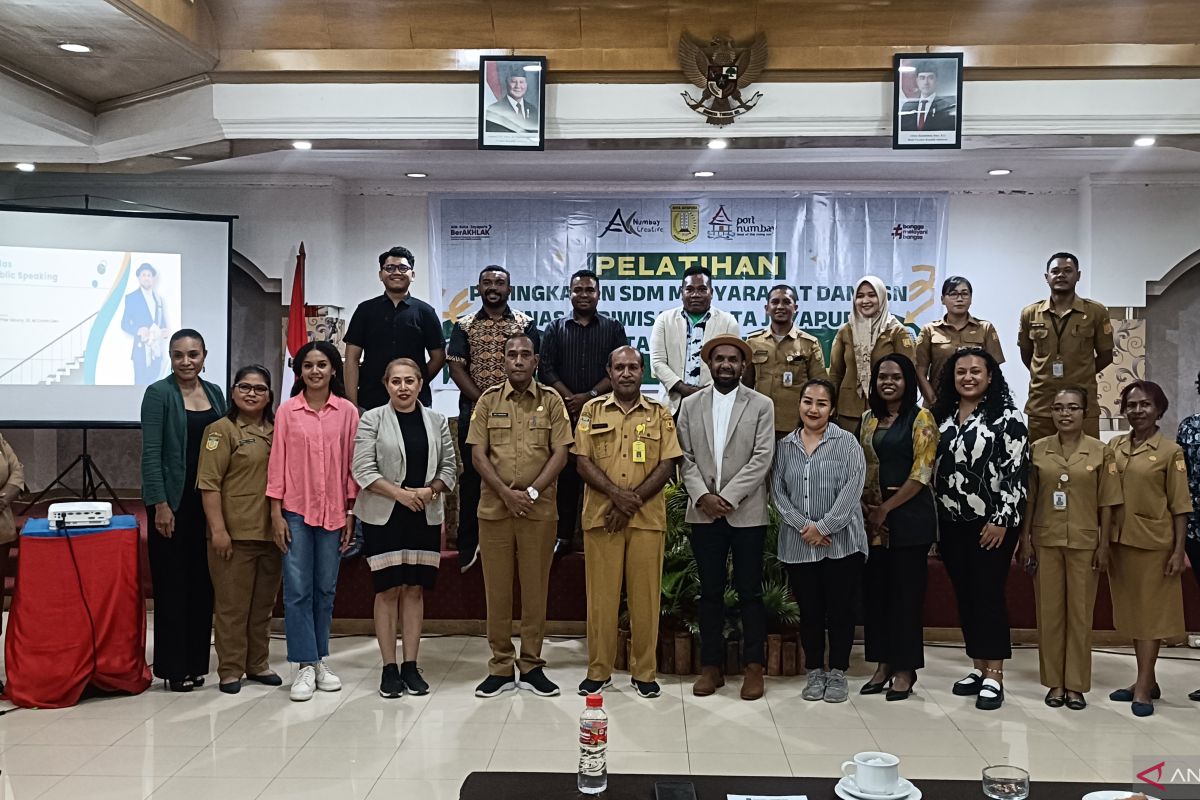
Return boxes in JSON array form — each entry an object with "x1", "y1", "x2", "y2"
[{"x1": 829, "y1": 276, "x2": 917, "y2": 435}]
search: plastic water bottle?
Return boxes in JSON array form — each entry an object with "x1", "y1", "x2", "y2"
[{"x1": 577, "y1": 693, "x2": 608, "y2": 794}]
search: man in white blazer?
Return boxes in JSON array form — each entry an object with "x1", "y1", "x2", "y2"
[
  {"x1": 649, "y1": 265, "x2": 740, "y2": 414},
  {"x1": 677, "y1": 334, "x2": 776, "y2": 700}
]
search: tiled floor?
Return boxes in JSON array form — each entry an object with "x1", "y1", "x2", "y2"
[{"x1": 3, "y1": 626, "x2": 1200, "y2": 800}]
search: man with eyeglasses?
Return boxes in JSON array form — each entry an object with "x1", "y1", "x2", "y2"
[
  {"x1": 649, "y1": 265, "x2": 740, "y2": 415},
  {"x1": 1018, "y1": 252, "x2": 1115, "y2": 443},
  {"x1": 539, "y1": 269, "x2": 628, "y2": 557},
  {"x1": 344, "y1": 246, "x2": 446, "y2": 411}
]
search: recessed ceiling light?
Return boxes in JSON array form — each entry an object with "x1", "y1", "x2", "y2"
[
  {"x1": 707, "y1": 139, "x2": 728, "y2": 150},
  {"x1": 405, "y1": 172, "x2": 427, "y2": 178},
  {"x1": 171, "y1": 155, "x2": 194, "y2": 161},
  {"x1": 15, "y1": 163, "x2": 35, "y2": 172},
  {"x1": 57, "y1": 43, "x2": 91, "y2": 53},
  {"x1": 1134, "y1": 136, "x2": 1156, "y2": 147},
  {"x1": 693, "y1": 170, "x2": 714, "y2": 178},
  {"x1": 292, "y1": 140, "x2": 313, "y2": 150},
  {"x1": 522, "y1": 64, "x2": 542, "y2": 72},
  {"x1": 987, "y1": 168, "x2": 1012, "y2": 176}
]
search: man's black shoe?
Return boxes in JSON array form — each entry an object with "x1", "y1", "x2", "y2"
[
  {"x1": 577, "y1": 677, "x2": 612, "y2": 696},
  {"x1": 475, "y1": 673, "x2": 517, "y2": 698},
  {"x1": 518, "y1": 667, "x2": 560, "y2": 697}
]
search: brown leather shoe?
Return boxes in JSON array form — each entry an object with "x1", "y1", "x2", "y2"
[
  {"x1": 741, "y1": 663, "x2": 765, "y2": 701},
  {"x1": 692, "y1": 666, "x2": 726, "y2": 697}
]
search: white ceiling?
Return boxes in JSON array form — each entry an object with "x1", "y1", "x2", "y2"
[{"x1": 178, "y1": 144, "x2": 1200, "y2": 186}]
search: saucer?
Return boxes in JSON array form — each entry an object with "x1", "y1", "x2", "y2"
[
  {"x1": 1081, "y1": 792, "x2": 1160, "y2": 800},
  {"x1": 835, "y1": 776, "x2": 921, "y2": 800}
]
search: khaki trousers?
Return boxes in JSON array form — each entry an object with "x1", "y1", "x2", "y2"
[
  {"x1": 1027, "y1": 415, "x2": 1100, "y2": 443},
  {"x1": 207, "y1": 539, "x2": 282, "y2": 681},
  {"x1": 479, "y1": 517, "x2": 556, "y2": 676},
  {"x1": 1034, "y1": 545, "x2": 1098, "y2": 692},
  {"x1": 584, "y1": 526, "x2": 664, "y2": 683}
]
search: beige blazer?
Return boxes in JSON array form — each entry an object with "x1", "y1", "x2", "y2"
[
  {"x1": 351, "y1": 405, "x2": 458, "y2": 526},
  {"x1": 0, "y1": 434, "x2": 26, "y2": 544},
  {"x1": 649, "y1": 306, "x2": 741, "y2": 413},
  {"x1": 677, "y1": 384, "x2": 775, "y2": 527}
]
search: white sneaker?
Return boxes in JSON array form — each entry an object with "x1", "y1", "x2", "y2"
[
  {"x1": 315, "y1": 660, "x2": 342, "y2": 692},
  {"x1": 290, "y1": 665, "x2": 316, "y2": 702}
]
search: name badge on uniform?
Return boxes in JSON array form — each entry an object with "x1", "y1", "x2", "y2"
[
  {"x1": 782, "y1": 371, "x2": 794, "y2": 387},
  {"x1": 1051, "y1": 359, "x2": 1064, "y2": 378},
  {"x1": 1052, "y1": 490, "x2": 1068, "y2": 511},
  {"x1": 238, "y1": 438, "x2": 257, "y2": 446},
  {"x1": 631, "y1": 441, "x2": 647, "y2": 463}
]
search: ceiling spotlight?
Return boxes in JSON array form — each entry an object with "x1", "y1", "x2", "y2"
[
  {"x1": 405, "y1": 172, "x2": 427, "y2": 178},
  {"x1": 15, "y1": 163, "x2": 35, "y2": 172},
  {"x1": 292, "y1": 140, "x2": 313, "y2": 150},
  {"x1": 693, "y1": 170, "x2": 714, "y2": 178},
  {"x1": 57, "y1": 43, "x2": 92, "y2": 53},
  {"x1": 523, "y1": 64, "x2": 543, "y2": 72},
  {"x1": 1134, "y1": 136, "x2": 1156, "y2": 147},
  {"x1": 987, "y1": 168, "x2": 1012, "y2": 176},
  {"x1": 171, "y1": 155, "x2": 194, "y2": 161},
  {"x1": 707, "y1": 139, "x2": 728, "y2": 150}
]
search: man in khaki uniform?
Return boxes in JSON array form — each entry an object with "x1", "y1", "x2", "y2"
[
  {"x1": 574, "y1": 346, "x2": 682, "y2": 698},
  {"x1": 196, "y1": 407, "x2": 282, "y2": 691},
  {"x1": 1018, "y1": 252, "x2": 1115, "y2": 442},
  {"x1": 468, "y1": 334, "x2": 573, "y2": 698},
  {"x1": 743, "y1": 284, "x2": 827, "y2": 436}
]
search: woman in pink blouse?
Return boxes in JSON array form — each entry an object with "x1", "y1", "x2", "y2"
[{"x1": 267, "y1": 341, "x2": 359, "y2": 702}]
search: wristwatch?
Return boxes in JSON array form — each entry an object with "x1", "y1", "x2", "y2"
[
  {"x1": 526, "y1": 486, "x2": 540, "y2": 502},
  {"x1": 428, "y1": 488, "x2": 440, "y2": 501},
  {"x1": 589, "y1": 389, "x2": 599, "y2": 398}
]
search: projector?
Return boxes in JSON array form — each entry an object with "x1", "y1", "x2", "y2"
[{"x1": 48, "y1": 501, "x2": 113, "y2": 529}]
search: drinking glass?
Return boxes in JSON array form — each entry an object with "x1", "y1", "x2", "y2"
[{"x1": 982, "y1": 765, "x2": 1030, "y2": 800}]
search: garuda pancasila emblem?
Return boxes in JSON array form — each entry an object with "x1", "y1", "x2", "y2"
[{"x1": 678, "y1": 32, "x2": 767, "y2": 126}]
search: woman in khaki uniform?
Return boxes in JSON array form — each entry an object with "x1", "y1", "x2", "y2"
[
  {"x1": 0, "y1": 433, "x2": 25, "y2": 695},
  {"x1": 1019, "y1": 387, "x2": 1121, "y2": 710},
  {"x1": 915, "y1": 276, "x2": 1005, "y2": 406},
  {"x1": 829, "y1": 276, "x2": 916, "y2": 435},
  {"x1": 1106, "y1": 380, "x2": 1193, "y2": 717},
  {"x1": 197, "y1": 365, "x2": 282, "y2": 694}
]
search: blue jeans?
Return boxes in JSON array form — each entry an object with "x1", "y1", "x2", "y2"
[{"x1": 281, "y1": 511, "x2": 342, "y2": 664}]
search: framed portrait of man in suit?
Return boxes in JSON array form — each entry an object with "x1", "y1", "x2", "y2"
[
  {"x1": 478, "y1": 55, "x2": 547, "y2": 151},
  {"x1": 892, "y1": 52, "x2": 963, "y2": 150}
]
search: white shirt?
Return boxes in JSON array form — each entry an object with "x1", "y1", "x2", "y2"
[
  {"x1": 140, "y1": 288, "x2": 160, "y2": 323},
  {"x1": 506, "y1": 95, "x2": 527, "y2": 119},
  {"x1": 711, "y1": 385, "x2": 738, "y2": 487}
]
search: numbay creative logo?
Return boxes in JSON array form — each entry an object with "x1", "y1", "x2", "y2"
[{"x1": 599, "y1": 208, "x2": 663, "y2": 238}]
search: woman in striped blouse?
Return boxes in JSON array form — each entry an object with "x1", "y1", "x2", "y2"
[
  {"x1": 931, "y1": 347, "x2": 1029, "y2": 712},
  {"x1": 772, "y1": 379, "x2": 868, "y2": 705}
]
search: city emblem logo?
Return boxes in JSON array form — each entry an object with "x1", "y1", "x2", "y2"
[{"x1": 670, "y1": 204, "x2": 700, "y2": 243}]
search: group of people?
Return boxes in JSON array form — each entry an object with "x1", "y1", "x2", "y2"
[{"x1": 4, "y1": 246, "x2": 1198, "y2": 718}]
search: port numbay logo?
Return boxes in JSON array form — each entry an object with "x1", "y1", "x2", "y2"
[
  {"x1": 706, "y1": 205, "x2": 776, "y2": 240},
  {"x1": 670, "y1": 204, "x2": 700, "y2": 243}
]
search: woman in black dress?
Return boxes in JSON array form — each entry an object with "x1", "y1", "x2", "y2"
[
  {"x1": 140, "y1": 329, "x2": 226, "y2": 691},
  {"x1": 352, "y1": 358, "x2": 457, "y2": 698},
  {"x1": 858, "y1": 354, "x2": 939, "y2": 701}
]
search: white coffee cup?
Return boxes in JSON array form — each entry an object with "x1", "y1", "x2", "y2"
[{"x1": 841, "y1": 751, "x2": 901, "y2": 795}]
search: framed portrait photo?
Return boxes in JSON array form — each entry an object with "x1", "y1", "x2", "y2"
[
  {"x1": 892, "y1": 52, "x2": 963, "y2": 150},
  {"x1": 478, "y1": 55, "x2": 547, "y2": 151}
]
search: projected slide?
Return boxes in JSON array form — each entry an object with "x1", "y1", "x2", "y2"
[{"x1": 0, "y1": 245, "x2": 182, "y2": 387}]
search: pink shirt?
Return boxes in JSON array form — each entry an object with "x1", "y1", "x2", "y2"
[{"x1": 267, "y1": 393, "x2": 360, "y2": 531}]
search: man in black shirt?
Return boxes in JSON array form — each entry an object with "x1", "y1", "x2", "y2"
[
  {"x1": 539, "y1": 269, "x2": 628, "y2": 557},
  {"x1": 344, "y1": 246, "x2": 446, "y2": 410}
]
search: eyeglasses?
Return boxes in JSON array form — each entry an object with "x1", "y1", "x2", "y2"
[
  {"x1": 944, "y1": 290, "x2": 971, "y2": 299},
  {"x1": 381, "y1": 264, "x2": 414, "y2": 274},
  {"x1": 234, "y1": 383, "x2": 270, "y2": 395},
  {"x1": 1051, "y1": 404, "x2": 1084, "y2": 413}
]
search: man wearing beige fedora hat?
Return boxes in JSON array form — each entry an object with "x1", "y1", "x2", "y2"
[{"x1": 677, "y1": 334, "x2": 776, "y2": 700}]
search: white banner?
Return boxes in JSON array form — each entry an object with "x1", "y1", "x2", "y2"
[{"x1": 428, "y1": 193, "x2": 948, "y2": 396}]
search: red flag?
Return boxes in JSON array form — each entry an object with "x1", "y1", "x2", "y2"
[{"x1": 286, "y1": 242, "x2": 307, "y2": 358}]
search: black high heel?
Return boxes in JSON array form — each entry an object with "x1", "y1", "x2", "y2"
[
  {"x1": 189, "y1": 676, "x2": 205, "y2": 688},
  {"x1": 886, "y1": 674, "x2": 916, "y2": 701},
  {"x1": 860, "y1": 677, "x2": 890, "y2": 695},
  {"x1": 165, "y1": 678, "x2": 193, "y2": 692}
]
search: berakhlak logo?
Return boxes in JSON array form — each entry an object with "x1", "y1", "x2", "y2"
[{"x1": 1138, "y1": 761, "x2": 1167, "y2": 791}]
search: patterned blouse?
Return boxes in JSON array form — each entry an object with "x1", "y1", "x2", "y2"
[
  {"x1": 934, "y1": 405, "x2": 1029, "y2": 529},
  {"x1": 1177, "y1": 413, "x2": 1200, "y2": 542},
  {"x1": 861, "y1": 407, "x2": 939, "y2": 501}
]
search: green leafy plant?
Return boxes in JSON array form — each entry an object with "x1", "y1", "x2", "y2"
[{"x1": 660, "y1": 481, "x2": 800, "y2": 636}]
